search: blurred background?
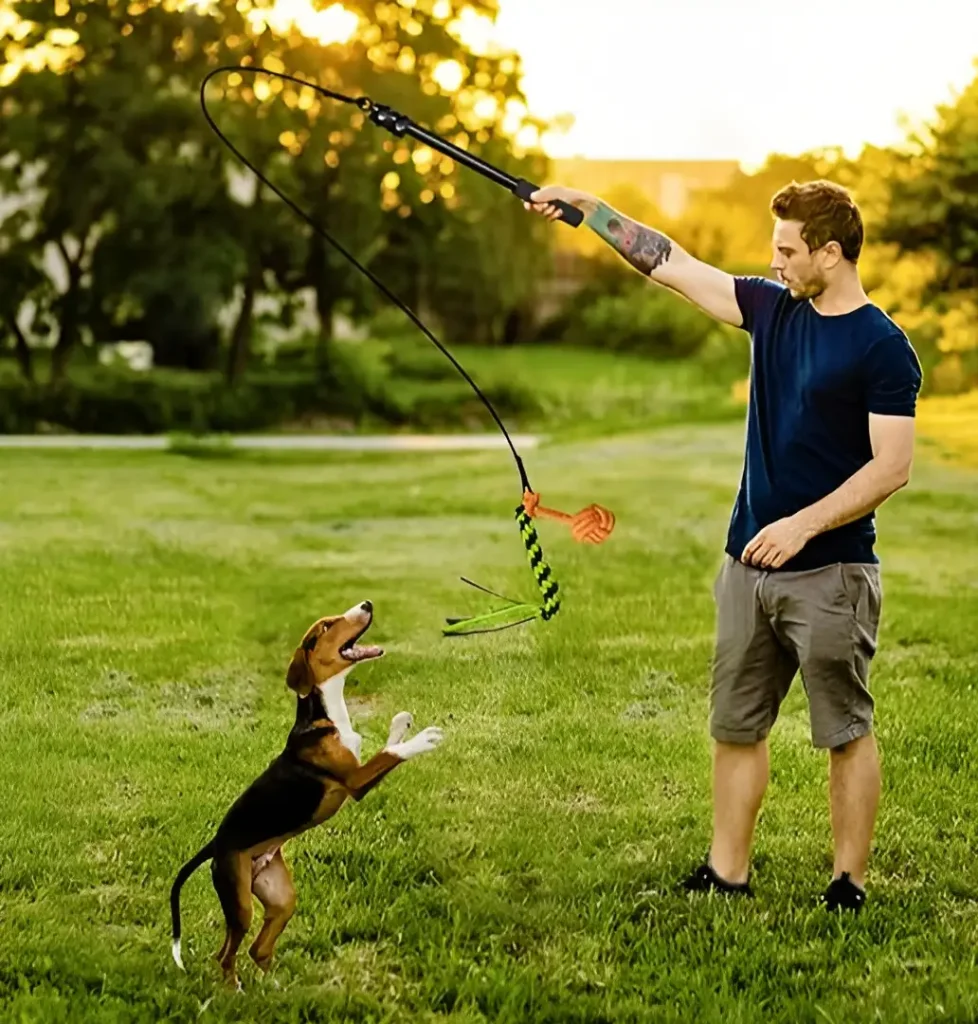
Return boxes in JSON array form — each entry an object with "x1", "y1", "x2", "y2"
[{"x1": 1, "y1": 0, "x2": 976, "y2": 449}]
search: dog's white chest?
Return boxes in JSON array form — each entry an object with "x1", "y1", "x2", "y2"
[{"x1": 318, "y1": 676, "x2": 362, "y2": 760}]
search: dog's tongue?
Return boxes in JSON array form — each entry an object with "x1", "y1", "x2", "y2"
[{"x1": 346, "y1": 644, "x2": 383, "y2": 661}]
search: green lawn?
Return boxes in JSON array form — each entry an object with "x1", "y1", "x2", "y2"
[
  {"x1": 2, "y1": 422, "x2": 977, "y2": 1023},
  {"x1": 429, "y1": 343, "x2": 748, "y2": 438},
  {"x1": 290, "y1": 339, "x2": 749, "y2": 439}
]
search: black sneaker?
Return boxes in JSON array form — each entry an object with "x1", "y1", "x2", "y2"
[
  {"x1": 822, "y1": 871, "x2": 866, "y2": 913},
  {"x1": 681, "y1": 861, "x2": 753, "y2": 897}
]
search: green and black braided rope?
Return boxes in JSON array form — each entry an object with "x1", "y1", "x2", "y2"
[
  {"x1": 442, "y1": 502, "x2": 560, "y2": 636},
  {"x1": 517, "y1": 503, "x2": 560, "y2": 621}
]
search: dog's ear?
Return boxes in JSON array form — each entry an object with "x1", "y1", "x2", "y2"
[{"x1": 286, "y1": 643, "x2": 315, "y2": 697}]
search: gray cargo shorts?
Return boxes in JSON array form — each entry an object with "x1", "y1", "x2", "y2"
[{"x1": 709, "y1": 554, "x2": 882, "y2": 749}]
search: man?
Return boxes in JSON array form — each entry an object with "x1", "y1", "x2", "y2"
[{"x1": 525, "y1": 179, "x2": 922, "y2": 912}]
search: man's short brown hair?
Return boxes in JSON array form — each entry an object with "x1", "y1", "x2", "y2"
[{"x1": 770, "y1": 179, "x2": 864, "y2": 263}]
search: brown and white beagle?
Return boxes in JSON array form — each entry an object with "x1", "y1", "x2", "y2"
[{"x1": 169, "y1": 600, "x2": 444, "y2": 989}]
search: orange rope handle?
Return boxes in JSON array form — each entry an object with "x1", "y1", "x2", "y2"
[{"x1": 522, "y1": 489, "x2": 615, "y2": 544}]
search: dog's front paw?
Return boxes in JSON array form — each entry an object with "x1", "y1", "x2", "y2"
[
  {"x1": 409, "y1": 726, "x2": 444, "y2": 756},
  {"x1": 387, "y1": 711, "x2": 413, "y2": 746},
  {"x1": 388, "y1": 725, "x2": 444, "y2": 761}
]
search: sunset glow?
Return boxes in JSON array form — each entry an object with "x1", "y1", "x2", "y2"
[
  {"x1": 249, "y1": 0, "x2": 359, "y2": 46},
  {"x1": 431, "y1": 58, "x2": 465, "y2": 93},
  {"x1": 481, "y1": 0, "x2": 978, "y2": 169},
  {"x1": 1, "y1": 0, "x2": 976, "y2": 171}
]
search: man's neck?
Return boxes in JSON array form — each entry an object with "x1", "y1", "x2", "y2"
[{"x1": 809, "y1": 272, "x2": 869, "y2": 316}]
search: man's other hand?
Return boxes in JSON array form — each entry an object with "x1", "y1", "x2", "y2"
[{"x1": 742, "y1": 515, "x2": 814, "y2": 569}]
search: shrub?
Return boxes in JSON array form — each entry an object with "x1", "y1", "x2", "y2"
[
  {"x1": 570, "y1": 282, "x2": 725, "y2": 359},
  {"x1": 0, "y1": 340, "x2": 542, "y2": 435}
]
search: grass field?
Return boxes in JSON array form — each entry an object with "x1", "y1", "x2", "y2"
[
  {"x1": 414, "y1": 343, "x2": 749, "y2": 438},
  {"x1": 2, "y1": 414, "x2": 978, "y2": 1023}
]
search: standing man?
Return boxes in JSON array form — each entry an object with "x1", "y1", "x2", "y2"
[{"x1": 525, "y1": 179, "x2": 922, "y2": 911}]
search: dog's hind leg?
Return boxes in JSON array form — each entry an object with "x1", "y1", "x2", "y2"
[
  {"x1": 248, "y1": 849, "x2": 297, "y2": 973},
  {"x1": 211, "y1": 851, "x2": 254, "y2": 990}
]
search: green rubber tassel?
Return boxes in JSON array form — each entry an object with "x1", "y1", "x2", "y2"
[{"x1": 443, "y1": 503, "x2": 560, "y2": 636}]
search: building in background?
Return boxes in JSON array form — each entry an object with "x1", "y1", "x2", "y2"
[
  {"x1": 551, "y1": 157, "x2": 740, "y2": 221},
  {"x1": 532, "y1": 157, "x2": 740, "y2": 323}
]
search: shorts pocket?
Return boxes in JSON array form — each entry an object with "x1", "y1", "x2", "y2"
[
  {"x1": 840, "y1": 565, "x2": 882, "y2": 622},
  {"x1": 840, "y1": 564, "x2": 882, "y2": 657},
  {"x1": 838, "y1": 563, "x2": 859, "y2": 616}
]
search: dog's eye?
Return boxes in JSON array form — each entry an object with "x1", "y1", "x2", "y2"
[{"x1": 302, "y1": 634, "x2": 318, "y2": 652}]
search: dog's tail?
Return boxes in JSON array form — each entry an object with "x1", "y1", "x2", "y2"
[{"x1": 170, "y1": 840, "x2": 215, "y2": 970}]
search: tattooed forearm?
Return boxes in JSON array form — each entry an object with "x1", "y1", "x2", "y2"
[{"x1": 585, "y1": 201, "x2": 674, "y2": 276}]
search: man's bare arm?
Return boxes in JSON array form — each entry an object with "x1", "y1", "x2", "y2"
[
  {"x1": 583, "y1": 197, "x2": 675, "y2": 275},
  {"x1": 742, "y1": 413, "x2": 915, "y2": 568},
  {"x1": 525, "y1": 187, "x2": 743, "y2": 327},
  {"x1": 794, "y1": 413, "x2": 915, "y2": 538}
]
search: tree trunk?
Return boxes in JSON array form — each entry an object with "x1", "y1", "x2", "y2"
[
  {"x1": 307, "y1": 231, "x2": 338, "y2": 371},
  {"x1": 226, "y1": 265, "x2": 260, "y2": 386},
  {"x1": 501, "y1": 308, "x2": 523, "y2": 347},
  {"x1": 49, "y1": 239, "x2": 86, "y2": 387},
  {"x1": 5, "y1": 314, "x2": 35, "y2": 384},
  {"x1": 304, "y1": 174, "x2": 343, "y2": 372},
  {"x1": 315, "y1": 277, "x2": 337, "y2": 346},
  {"x1": 226, "y1": 181, "x2": 266, "y2": 386},
  {"x1": 50, "y1": 277, "x2": 81, "y2": 386}
]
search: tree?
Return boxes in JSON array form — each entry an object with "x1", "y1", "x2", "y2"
[
  {"x1": 875, "y1": 63, "x2": 978, "y2": 298},
  {"x1": 201, "y1": 0, "x2": 555, "y2": 350},
  {"x1": 844, "y1": 66, "x2": 978, "y2": 391},
  {"x1": 0, "y1": 0, "x2": 556, "y2": 390},
  {"x1": 0, "y1": 0, "x2": 238, "y2": 381}
]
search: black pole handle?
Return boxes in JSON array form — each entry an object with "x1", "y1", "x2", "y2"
[
  {"x1": 513, "y1": 179, "x2": 584, "y2": 227},
  {"x1": 367, "y1": 103, "x2": 583, "y2": 228}
]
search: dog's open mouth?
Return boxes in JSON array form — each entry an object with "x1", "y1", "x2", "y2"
[
  {"x1": 340, "y1": 624, "x2": 384, "y2": 662},
  {"x1": 340, "y1": 642, "x2": 383, "y2": 662}
]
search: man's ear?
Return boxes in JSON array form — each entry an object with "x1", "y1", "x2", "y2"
[
  {"x1": 286, "y1": 646, "x2": 315, "y2": 697},
  {"x1": 819, "y1": 240, "x2": 843, "y2": 268}
]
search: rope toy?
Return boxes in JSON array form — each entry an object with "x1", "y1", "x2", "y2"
[
  {"x1": 521, "y1": 490, "x2": 616, "y2": 545},
  {"x1": 198, "y1": 65, "x2": 616, "y2": 636}
]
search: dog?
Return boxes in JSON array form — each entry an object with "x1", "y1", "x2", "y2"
[{"x1": 169, "y1": 600, "x2": 444, "y2": 988}]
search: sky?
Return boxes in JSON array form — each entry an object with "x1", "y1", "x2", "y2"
[
  {"x1": 3, "y1": 0, "x2": 976, "y2": 171},
  {"x1": 473, "y1": 0, "x2": 978, "y2": 169}
]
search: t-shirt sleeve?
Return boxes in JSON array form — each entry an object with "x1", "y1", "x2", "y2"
[
  {"x1": 864, "y1": 332, "x2": 923, "y2": 416},
  {"x1": 734, "y1": 275, "x2": 786, "y2": 334}
]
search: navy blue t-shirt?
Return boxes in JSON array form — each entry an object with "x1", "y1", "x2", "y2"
[{"x1": 726, "y1": 275, "x2": 923, "y2": 572}]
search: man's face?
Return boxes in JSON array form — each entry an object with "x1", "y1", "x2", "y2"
[{"x1": 770, "y1": 218, "x2": 828, "y2": 299}]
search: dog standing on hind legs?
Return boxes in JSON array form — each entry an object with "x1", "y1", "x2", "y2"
[{"x1": 169, "y1": 600, "x2": 444, "y2": 989}]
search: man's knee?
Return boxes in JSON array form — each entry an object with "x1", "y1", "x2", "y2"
[
  {"x1": 710, "y1": 720, "x2": 772, "y2": 745},
  {"x1": 827, "y1": 728, "x2": 876, "y2": 756}
]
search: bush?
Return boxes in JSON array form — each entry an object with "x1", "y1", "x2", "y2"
[
  {"x1": 0, "y1": 339, "x2": 542, "y2": 435},
  {"x1": 570, "y1": 282, "x2": 728, "y2": 359},
  {"x1": 381, "y1": 335, "x2": 462, "y2": 383},
  {"x1": 531, "y1": 261, "x2": 633, "y2": 344}
]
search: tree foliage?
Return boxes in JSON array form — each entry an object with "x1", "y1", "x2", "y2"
[
  {"x1": 0, "y1": 0, "x2": 555, "y2": 386},
  {"x1": 875, "y1": 65, "x2": 978, "y2": 298}
]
